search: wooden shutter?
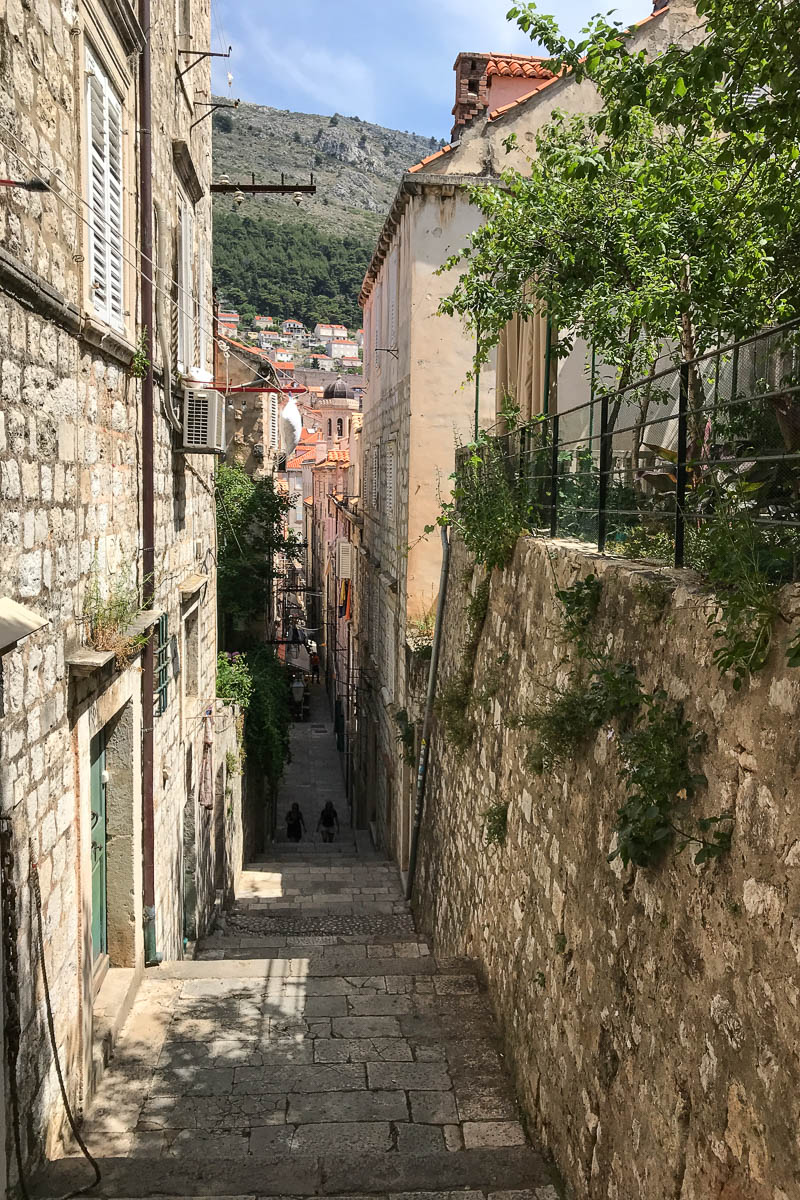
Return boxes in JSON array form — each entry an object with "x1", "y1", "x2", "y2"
[
  {"x1": 177, "y1": 199, "x2": 194, "y2": 370},
  {"x1": 385, "y1": 444, "x2": 395, "y2": 519},
  {"x1": 85, "y1": 48, "x2": 124, "y2": 331},
  {"x1": 371, "y1": 444, "x2": 380, "y2": 510}
]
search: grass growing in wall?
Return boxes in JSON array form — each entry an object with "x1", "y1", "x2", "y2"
[
  {"x1": 517, "y1": 566, "x2": 733, "y2": 870},
  {"x1": 436, "y1": 573, "x2": 492, "y2": 751}
]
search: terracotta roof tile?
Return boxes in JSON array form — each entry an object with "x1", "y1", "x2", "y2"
[
  {"x1": 486, "y1": 55, "x2": 552, "y2": 79},
  {"x1": 408, "y1": 143, "x2": 454, "y2": 173}
]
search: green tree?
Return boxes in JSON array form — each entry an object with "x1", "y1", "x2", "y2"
[
  {"x1": 441, "y1": 109, "x2": 796, "y2": 418},
  {"x1": 215, "y1": 463, "x2": 300, "y2": 637}
]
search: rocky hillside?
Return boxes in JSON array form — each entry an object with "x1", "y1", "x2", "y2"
[{"x1": 212, "y1": 101, "x2": 443, "y2": 241}]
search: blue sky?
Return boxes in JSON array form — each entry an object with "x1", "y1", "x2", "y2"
[{"x1": 210, "y1": 0, "x2": 649, "y2": 137}]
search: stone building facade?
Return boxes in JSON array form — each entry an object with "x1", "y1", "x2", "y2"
[
  {"x1": 354, "y1": 0, "x2": 702, "y2": 875},
  {"x1": 0, "y1": 0, "x2": 227, "y2": 1173},
  {"x1": 415, "y1": 533, "x2": 800, "y2": 1200}
]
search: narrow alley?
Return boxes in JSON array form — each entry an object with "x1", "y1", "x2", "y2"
[{"x1": 43, "y1": 693, "x2": 559, "y2": 1199}]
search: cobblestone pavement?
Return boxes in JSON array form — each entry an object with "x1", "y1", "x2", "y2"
[{"x1": 46, "y1": 696, "x2": 560, "y2": 1199}]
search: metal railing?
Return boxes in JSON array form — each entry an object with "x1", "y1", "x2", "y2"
[{"x1": 485, "y1": 320, "x2": 800, "y2": 575}]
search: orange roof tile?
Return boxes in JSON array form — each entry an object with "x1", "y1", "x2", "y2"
[
  {"x1": 486, "y1": 55, "x2": 552, "y2": 79},
  {"x1": 408, "y1": 143, "x2": 454, "y2": 174},
  {"x1": 304, "y1": 496, "x2": 313, "y2": 506}
]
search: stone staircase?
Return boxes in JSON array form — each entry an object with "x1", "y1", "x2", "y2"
[{"x1": 37, "y1": 729, "x2": 561, "y2": 1200}]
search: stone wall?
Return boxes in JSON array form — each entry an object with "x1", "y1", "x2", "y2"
[
  {"x1": 0, "y1": 0, "x2": 220, "y2": 1172},
  {"x1": 414, "y1": 533, "x2": 800, "y2": 1200}
]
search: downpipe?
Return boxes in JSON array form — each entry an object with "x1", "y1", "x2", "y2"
[
  {"x1": 405, "y1": 524, "x2": 451, "y2": 903},
  {"x1": 139, "y1": 0, "x2": 159, "y2": 966}
]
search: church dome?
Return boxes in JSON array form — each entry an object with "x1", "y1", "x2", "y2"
[{"x1": 322, "y1": 376, "x2": 355, "y2": 401}]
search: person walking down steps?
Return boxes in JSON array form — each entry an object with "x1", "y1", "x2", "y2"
[
  {"x1": 317, "y1": 801, "x2": 339, "y2": 843},
  {"x1": 285, "y1": 803, "x2": 306, "y2": 842}
]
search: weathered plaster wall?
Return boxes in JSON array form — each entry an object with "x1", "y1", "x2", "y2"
[{"x1": 415, "y1": 533, "x2": 800, "y2": 1200}]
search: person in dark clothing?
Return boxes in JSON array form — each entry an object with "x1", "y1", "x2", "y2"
[
  {"x1": 310, "y1": 651, "x2": 320, "y2": 683},
  {"x1": 286, "y1": 803, "x2": 305, "y2": 842},
  {"x1": 317, "y1": 801, "x2": 339, "y2": 843}
]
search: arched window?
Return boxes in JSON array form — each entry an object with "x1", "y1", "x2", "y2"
[
  {"x1": 337, "y1": 418, "x2": 343, "y2": 438},
  {"x1": 327, "y1": 419, "x2": 332, "y2": 437}
]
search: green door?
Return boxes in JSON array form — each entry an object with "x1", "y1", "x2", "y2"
[{"x1": 90, "y1": 730, "x2": 108, "y2": 961}]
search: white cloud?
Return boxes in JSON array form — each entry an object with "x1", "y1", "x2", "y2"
[{"x1": 213, "y1": 14, "x2": 378, "y2": 119}]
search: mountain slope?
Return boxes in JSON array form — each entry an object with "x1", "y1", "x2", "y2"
[
  {"x1": 212, "y1": 101, "x2": 442, "y2": 241},
  {"x1": 211, "y1": 103, "x2": 443, "y2": 327}
]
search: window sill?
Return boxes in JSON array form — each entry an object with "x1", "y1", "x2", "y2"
[
  {"x1": 66, "y1": 611, "x2": 162, "y2": 678},
  {"x1": 80, "y1": 316, "x2": 137, "y2": 367}
]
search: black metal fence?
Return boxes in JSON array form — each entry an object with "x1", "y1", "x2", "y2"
[{"x1": 489, "y1": 320, "x2": 800, "y2": 577}]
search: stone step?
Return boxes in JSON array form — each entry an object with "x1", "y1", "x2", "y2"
[
  {"x1": 36, "y1": 1147, "x2": 558, "y2": 1198},
  {"x1": 153, "y1": 953, "x2": 469, "y2": 979}
]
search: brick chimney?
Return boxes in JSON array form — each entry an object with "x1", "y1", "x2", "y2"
[
  {"x1": 451, "y1": 53, "x2": 491, "y2": 144},
  {"x1": 450, "y1": 52, "x2": 557, "y2": 143}
]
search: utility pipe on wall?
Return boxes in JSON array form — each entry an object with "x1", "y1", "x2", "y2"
[
  {"x1": 139, "y1": 0, "x2": 158, "y2": 965},
  {"x1": 405, "y1": 524, "x2": 451, "y2": 903}
]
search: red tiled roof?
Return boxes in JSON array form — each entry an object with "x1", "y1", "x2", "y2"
[
  {"x1": 408, "y1": 144, "x2": 454, "y2": 174},
  {"x1": 486, "y1": 54, "x2": 551, "y2": 79},
  {"x1": 304, "y1": 496, "x2": 313, "y2": 506},
  {"x1": 327, "y1": 449, "x2": 350, "y2": 465},
  {"x1": 286, "y1": 453, "x2": 313, "y2": 470}
]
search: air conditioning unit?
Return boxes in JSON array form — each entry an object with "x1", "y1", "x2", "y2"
[{"x1": 180, "y1": 387, "x2": 225, "y2": 454}]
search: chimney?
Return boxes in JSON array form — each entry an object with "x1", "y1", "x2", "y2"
[{"x1": 451, "y1": 53, "x2": 491, "y2": 143}]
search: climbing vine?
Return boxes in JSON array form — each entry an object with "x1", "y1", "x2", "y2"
[
  {"x1": 519, "y1": 569, "x2": 733, "y2": 869},
  {"x1": 436, "y1": 573, "x2": 491, "y2": 751}
]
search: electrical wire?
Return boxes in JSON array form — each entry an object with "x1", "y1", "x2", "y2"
[{"x1": 29, "y1": 842, "x2": 101, "y2": 1200}]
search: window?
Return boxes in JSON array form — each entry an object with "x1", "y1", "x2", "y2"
[
  {"x1": 371, "y1": 444, "x2": 380, "y2": 510},
  {"x1": 269, "y1": 393, "x2": 279, "y2": 448},
  {"x1": 327, "y1": 419, "x2": 332, "y2": 438},
  {"x1": 183, "y1": 605, "x2": 199, "y2": 697},
  {"x1": 385, "y1": 444, "x2": 396, "y2": 520},
  {"x1": 197, "y1": 252, "x2": 207, "y2": 368},
  {"x1": 337, "y1": 418, "x2": 343, "y2": 438},
  {"x1": 85, "y1": 46, "x2": 124, "y2": 331},
  {"x1": 155, "y1": 614, "x2": 169, "y2": 715},
  {"x1": 176, "y1": 195, "x2": 195, "y2": 371},
  {"x1": 176, "y1": 0, "x2": 191, "y2": 40}
]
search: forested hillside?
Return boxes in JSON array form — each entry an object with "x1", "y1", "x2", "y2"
[
  {"x1": 213, "y1": 213, "x2": 373, "y2": 330},
  {"x1": 212, "y1": 102, "x2": 441, "y2": 325}
]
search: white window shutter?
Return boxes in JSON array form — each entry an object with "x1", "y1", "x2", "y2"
[
  {"x1": 197, "y1": 253, "x2": 207, "y2": 368},
  {"x1": 371, "y1": 444, "x2": 380, "y2": 510},
  {"x1": 85, "y1": 48, "x2": 124, "y2": 331},
  {"x1": 269, "y1": 393, "x2": 279, "y2": 448},
  {"x1": 337, "y1": 539, "x2": 353, "y2": 580},
  {"x1": 177, "y1": 200, "x2": 194, "y2": 370},
  {"x1": 106, "y1": 90, "x2": 123, "y2": 328},
  {"x1": 385, "y1": 445, "x2": 395, "y2": 519}
]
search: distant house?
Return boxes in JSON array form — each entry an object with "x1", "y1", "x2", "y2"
[
  {"x1": 272, "y1": 347, "x2": 294, "y2": 363},
  {"x1": 218, "y1": 310, "x2": 239, "y2": 327},
  {"x1": 326, "y1": 339, "x2": 359, "y2": 359},
  {"x1": 258, "y1": 330, "x2": 282, "y2": 348},
  {"x1": 270, "y1": 357, "x2": 295, "y2": 373},
  {"x1": 340, "y1": 355, "x2": 361, "y2": 370},
  {"x1": 282, "y1": 319, "x2": 305, "y2": 335},
  {"x1": 307, "y1": 354, "x2": 335, "y2": 372},
  {"x1": 314, "y1": 322, "x2": 334, "y2": 340},
  {"x1": 330, "y1": 324, "x2": 349, "y2": 341},
  {"x1": 253, "y1": 315, "x2": 273, "y2": 329}
]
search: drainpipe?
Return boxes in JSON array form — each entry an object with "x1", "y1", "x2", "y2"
[
  {"x1": 139, "y1": 0, "x2": 158, "y2": 965},
  {"x1": 405, "y1": 524, "x2": 451, "y2": 903}
]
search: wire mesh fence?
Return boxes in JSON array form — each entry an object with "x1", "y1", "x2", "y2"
[{"x1": 474, "y1": 321, "x2": 800, "y2": 581}]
